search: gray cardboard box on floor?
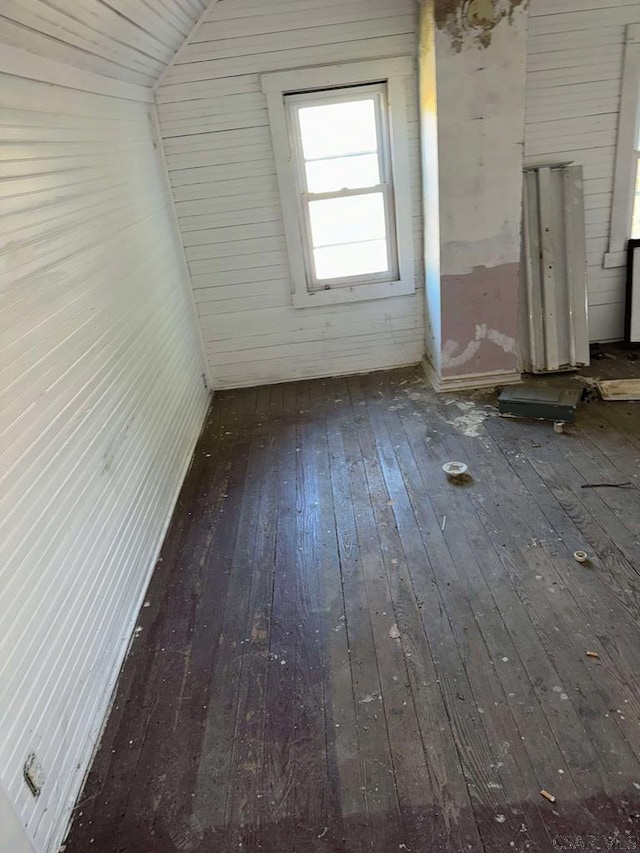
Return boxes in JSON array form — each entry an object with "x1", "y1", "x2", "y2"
[{"x1": 498, "y1": 384, "x2": 582, "y2": 423}]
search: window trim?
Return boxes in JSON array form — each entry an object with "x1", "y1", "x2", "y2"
[
  {"x1": 262, "y1": 57, "x2": 416, "y2": 309},
  {"x1": 605, "y1": 23, "x2": 640, "y2": 269}
]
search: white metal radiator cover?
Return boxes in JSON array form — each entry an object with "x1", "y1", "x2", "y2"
[{"x1": 520, "y1": 164, "x2": 590, "y2": 373}]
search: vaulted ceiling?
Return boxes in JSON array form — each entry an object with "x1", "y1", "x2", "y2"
[{"x1": 0, "y1": 0, "x2": 212, "y2": 87}]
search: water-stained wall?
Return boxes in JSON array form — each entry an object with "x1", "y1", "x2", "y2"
[{"x1": 435, "y1": 0, "x2": 527, "y2": 51}]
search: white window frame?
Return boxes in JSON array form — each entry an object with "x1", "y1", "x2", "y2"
[
  {"x1": 262, "y1": 57, "x2": 416, "y2": 309},
  {"x1": 286, "y1": 83, "x2": 398, "y2": 292},
  {"x1": 605, "y1": 23, "x2": 640, "y2": 270}
]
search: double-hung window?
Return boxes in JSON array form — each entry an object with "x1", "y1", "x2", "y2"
[
  {"x1": 262, "y1": 59, "x2": 415, "y2": 308},
  {"x1": 286, "y1": 84, "x2": 397, "y2": 288}
]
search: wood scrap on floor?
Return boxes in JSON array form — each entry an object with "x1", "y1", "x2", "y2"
[
  {"x1": 596, "y1": 379, "x2": 640, "y2": 401},
  {"x1": 580, "y1": 482, "x2": 633, "y2": 489}
]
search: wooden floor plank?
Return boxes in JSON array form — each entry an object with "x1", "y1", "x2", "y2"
[
  {"x1": 325, "y1": 378, "x2": 401, "y2": 852},
  {"x1": 122, "y1": 387, "x2": 260, "y2": 851},
  {"x1": 337, "y1": 379, "x2": 412, "y2": 851},
  {"x1": 375, "y1": 381, "x2": 584, "y2": 844},
  {"x1": 479, "y1": 416, "x2": 640, "y2": 790},
  {"x1": 64, "y1": 367, "x2": 640, "y2": 853},
  {"x1": 357, "y1": 373, "x2": 555, "y2": 852},
  {"x1": 290, "y1": 380, "x2": 337, "y2": 849},
  {"x1": 438, "y1": 392, "x2": 640, "y2": 835},
  {"x1": 391, "y1": 387, "x2": 617, "y2": 839},
  {"x1": 307, "y1": 379, "x2": 366, "y2": 839},
  {"x1": 444, "y1": 414, "x2": 636, "y2": 785},
  {"x1": 485, "y1": 412, "x2": 640, "y2": 693},
  {"x1": 224, "y1": 385, "x2": 278, "y2": 845},
  {"x1": 260, "y1": 382, "x2": 299, "y2": 850},
  {"x1": 347, "y1": 375, "x2": 454, "y2": 853}
]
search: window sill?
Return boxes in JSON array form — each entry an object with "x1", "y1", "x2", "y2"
[
  {"x1": 603, "y1": 251, "x2": 627, "y2": 269},
  {"x1": 292, "y1": 277, "x2": 415, "y2": 309}
]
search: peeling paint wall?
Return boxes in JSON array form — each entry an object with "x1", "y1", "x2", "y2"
[
  {"x1": 433, "y1": 1, "x2": 528, "y2": 380},
  {"x1": 435, "y1": 0, "x2": 527, "y2": 52},
  {"x1": 441, "y1": 263, "x2": 519, "y2": 374}
]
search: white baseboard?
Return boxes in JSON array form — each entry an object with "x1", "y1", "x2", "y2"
[
  {"x1": 212, "y1": 358, "x2": 423, "y2": 390},
  {"x1": 423, "y1": 359, "x2": 521, "y2": 392}
]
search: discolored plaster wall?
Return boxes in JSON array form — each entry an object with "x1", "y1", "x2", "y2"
[
  {"x1": 435, "y1": 0, "x2": 527, "y2": 51},
  {"x1": 440, "y1": 263, "x2": 519, "y2": 375},
  {"x1": 421, "y1": 0, "x2": 529, "y2": 387}
]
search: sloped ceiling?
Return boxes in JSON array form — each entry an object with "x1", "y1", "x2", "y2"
[{"x1": 0, "y1": 0, "x2": 211, "y2": 87}]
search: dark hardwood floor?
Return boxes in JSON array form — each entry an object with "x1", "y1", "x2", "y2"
[{"x1": 64, "y1": 367, "x2": 640, "y2": 853}]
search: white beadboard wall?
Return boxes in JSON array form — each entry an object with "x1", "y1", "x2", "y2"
[
  {"x1": 0, "y1": 72, "x2": 209, "y2": 853},
  {"x1": 0, "y1": 0, "x2": 209, "y2": 87},
  {"x1": 525, "y1": 0, "x2": 640, "y2": 342},
  {"x1": 156, "y1": 0, "x2": 424, "y2": 390}
]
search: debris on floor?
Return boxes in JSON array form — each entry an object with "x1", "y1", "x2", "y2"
[
  {"x1": 580, "y1": 382, "x2": 600, "y2": 403},
  {"x1": 442, "y1": 461, "x2": 468, "y2": 479},
  {"x1": 573, "y1": 550, "x2": 588, "y2": 563},
  {"x1": 596, "y1": 379, "x2": 640, "y2": 401},
  {"x1": 498, "y1": 384, "x2": 581, "y2": 425},
  {"x1": 359, "y1": 691, "x2": 381, "y2": 705},
  {"x1": 586, "y1": 651, "x2": 601, "y2": 659},
  {"x1": 581, "y1": 482, "x2": 633, "y2": 489},
  {"x1": 540, "y1": 789, "x2": 556, "y2": 803},
  {"x1": 389, "y1": 624, "x2": 401, "y2": 640},
  {"x1": 445, "y1": 400, "x2": 492, "y2": 438},
  {"x1": 590, "y1": 343, "x2": 619, "y2": 361}
]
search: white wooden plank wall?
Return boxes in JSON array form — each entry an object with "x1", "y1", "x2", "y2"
[
  {"x1": 157, "y1": 0, "x2": 424, "y2": 389},
  {"x1": 525, "y1": 0, "x2": 640, "y2": 342},
  {"x1": 0, "y1": 0, "x2": 209, "y2": 87},
  {"x1": 0, "y1": 73, "x2": 209, "y2": 853}
]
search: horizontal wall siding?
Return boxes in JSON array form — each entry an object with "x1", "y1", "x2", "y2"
[
  {"x1": 0, "y1": 73, "x2": 209, "y2": 852},
  {"x1": 524, "y1": 0, "x2": 639, "y2": 342},
  {"x1": 157, "y1": 0, "x2": 424, "y2": 389},
  {"x1": 0, "y1": 0, "x2": 210, "y2": 86}
]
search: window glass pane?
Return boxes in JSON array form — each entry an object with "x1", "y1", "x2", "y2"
[
  {"x1": 314, "y1": 240, "x2": 389, "y2": 280},
  {"x1": 305, "y1": 154, "x2": 379, "y2": 193},
  {"x1": 308, "y1": 193, "x2": 386, "y2": 247},
  {"x1": 297, "y1": 99, "x2": 378, "y2": 160}
]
